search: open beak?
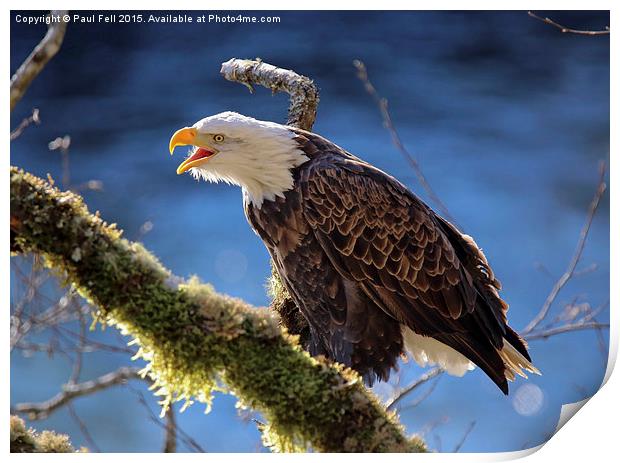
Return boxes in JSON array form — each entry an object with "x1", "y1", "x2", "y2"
[{"x1": 169, "y1": 127, "x2": 216, "y2": 175}]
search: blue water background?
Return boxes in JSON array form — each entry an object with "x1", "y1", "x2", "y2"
[{"x1": 10, "y1": 10, "x2": 609, "y2": 452}]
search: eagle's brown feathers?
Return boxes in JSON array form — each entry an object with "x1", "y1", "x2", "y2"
[{"x1": 244, "y1": 128, "x2": 534, "y2": 393}]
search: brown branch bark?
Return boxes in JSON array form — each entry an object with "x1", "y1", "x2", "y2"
[
  {"x1": 13, "y1": 367, "x2": 143, "y2": 420},
  {"x1": 10, "y1": 11, "x2": 69, "y2": 111},
  {"x1": 10, "y1": 108, "x2": 41, "y2": 141},
  {"x1": 386, "y1": 367, "x2": 443, "y2": 411},
  {"x1": 528, "y1": 11, "x2": 610, "y2": 36},
  {"x1": 523, "y1": 161, "x2": 607, "y2": 334},
  {"x1": 523, "y1": 322, "x2": 610, "y2": 341},
  {"x1": 163, "y1": 408, "x2": 177, "y2": 453},
  {"x1": 220, "y1": 58, "x2": 319, "y2": 131}
]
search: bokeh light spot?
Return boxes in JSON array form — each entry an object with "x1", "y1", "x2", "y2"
[{"x1": 512, "y1": 383, "x2": 545, "y2": 416}]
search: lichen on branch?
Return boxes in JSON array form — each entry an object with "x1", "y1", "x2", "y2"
[
  {"x1": 220, "y1": 58, "x2": 320, "y2": 132},
  {"x1": 10, "y1": 167, "x2": 425, "y2": 453},
  {"x1": 10, "y1": 415, "x2": 76, "y2": 453}
]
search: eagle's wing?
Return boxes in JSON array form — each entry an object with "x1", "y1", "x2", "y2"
[{"x1": 297, "y1": 150, "x2": 534, "y2": 393}]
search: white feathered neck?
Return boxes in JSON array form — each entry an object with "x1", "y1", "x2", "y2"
[{"x1": 188, "y1": 112, "x2": 309, "y2": 207}]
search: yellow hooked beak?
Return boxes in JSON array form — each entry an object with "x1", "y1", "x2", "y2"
[{"x1": 169, "y1": 127, "x2": 216, "y2": 175}]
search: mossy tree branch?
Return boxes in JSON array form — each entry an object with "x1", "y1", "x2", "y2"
[
  {"x1": 10, "y1": 415, "x2": 76, "y2": 453},
  {"x1": 10, "y1": 167, "x2": 424, "y2": 453}
]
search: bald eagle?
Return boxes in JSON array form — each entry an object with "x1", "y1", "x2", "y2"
[{"x1": 169, "y1": 111, "x2": 539, "y2": 394}]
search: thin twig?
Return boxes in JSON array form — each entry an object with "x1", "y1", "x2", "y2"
[
  {"x1": 353, "y1": 59, "x2": 460, "y2": 228},
  {"x1": 571, "y1": 263, "x2": 598, "y2": 277},
  {"x1": 582, "y1": 302, "x2": 609, "y2": 365},
  {"x1": 523, "y1": 161, "x2": 607, "y2": 334},
  {"x1": 528, "y1": 11, "x2": 610, "y2": 36},
  {"x1": 582, "y1": 300, "x2": 609, "y2": 323},
  {"x1": 163, "y1": 407, "x2": 177, "y2": 453},
  {"x1": 533, "y1": 261, "x2": 555, "y2": 281},
  {"x1": 453, "y1": 421, "x2": 476, "y2": 452},
  {"x1": 386, "y1": 367, "x2": 443, "y2": 411},
  {"x1": 10, "y1": 108, "x2": 41, "y2": 141},
  {"x1": 67, "y1": 403, "x2": 101, "y2": 452},
  {"x1": 400, "y1": 375, "x2": 442, "y2": 411},
  {"x1": 128, "y1": 385, "x2": 206, "y2": 453},
  {"x1": 68, "y1": 304, "x2": 86, "y2": 385},
  {"x1": 48, "y1": 135, "x2": 72, "y2": 188},
  {"x1": 55, "y1": 325, "x2": 135, "y2": 354},
  {"x1": 10, "y1": 11, "x2": 69, "y2": 111},
  {"x1": 13, "y1": 367, "x2": 143, "y2": 420},
  {"x1": 523, "y1": 322, "x2": 609, "y2": 341}
]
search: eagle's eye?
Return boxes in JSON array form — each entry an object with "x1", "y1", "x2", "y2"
[{"x1": 213, "y1": 134, "x2": 225, "y2": 143}]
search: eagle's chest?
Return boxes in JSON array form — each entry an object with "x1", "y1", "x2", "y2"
[
  {"x1": 243, "y1": 188, "x2": 310, "y2": 261},
  {"x1": 243, "y1": 188, "x2": 347, "y2": 331}
]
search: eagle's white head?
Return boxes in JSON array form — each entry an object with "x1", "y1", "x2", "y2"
[{"x1": 169, "y1": 111, "x2": 309, "y2": 207}]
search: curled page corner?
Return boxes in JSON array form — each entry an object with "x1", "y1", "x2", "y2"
[
  {"x1": 555, "y1": 398, "x2": 590, "y2": 434},
  {"x1": 499, "y1": 442, "x2": 545, "y2": 460}
]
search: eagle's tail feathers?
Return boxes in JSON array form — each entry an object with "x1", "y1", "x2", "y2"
[{"x1": 499, "y1": 339, "x2": 541, "y2": 381}]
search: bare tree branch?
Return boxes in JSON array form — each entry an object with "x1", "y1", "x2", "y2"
[
  {"x1": 386, "y1": 367, "x2": 443, "y2": 411},
  {"x1": 10, "y1": 108, "x2": 41, "y2": 141},
  {"x1": 67, "y1": 403, "x2": 100, "y2": 452},
  {"x1": 163, "y1": 408, "x2": 177, "y2": 453},
  {"x1": 523, "y1": 161, "x2": 607, "y2": 334},
  {"x1": 523, "y1": 322, "x2": 609, "y2": 341},
  {"x1": 453, "y1": 421, "x2": 476, "y2": 452},
  {"x1": 10, "y1": 11, "x2": 69, "y2": 111},
  {"x1": 68, "y1": 305, "x2": 86, "y2": 385},
  {"x1": 128, "y1": 386, "x2": 205, "y2": 453},
  {"x1": 528, "y1": 11, "x2": 610, "y2": 36},
  {"x1": 400, "y1": 375, "x2": 442, "y2": 412},
  {"x1": 13, "y1": 367, "x2": 143, "y2": 420},
  {"x1": 221, "y1": 58, "x2": 319, "y2": 131},
  {"x1": 353, "y1": 59, "x2": 459, "y2": 228},
  {"x1": 48, "y1": 135, "x2": 72, "y2": 189}
]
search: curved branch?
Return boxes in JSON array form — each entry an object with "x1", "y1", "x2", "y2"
[
  {"x1": 528, "y1": 11, "x2": 610, "y2": 36},
  {"x1": 523, "y1": 322, "x2": 609, "y2": 341},
  {"x1": 386, "y1": 367, "x2": 443, "y2": 411},
  {"x1": 220, "y1": 58, "x2": 319, "y2": 131},
  {"x1": 10, "y1": 11, "x2": 69, "y2": 111},
  {"x1": 523, "y1": 162, "x2": 607, "y2": 334},
  {"x1": 10, "y1": 108, "x2": 41, "y2": 141},
  {"x1": 10, "y1": 167, "x2": 424, "y2": 453}
]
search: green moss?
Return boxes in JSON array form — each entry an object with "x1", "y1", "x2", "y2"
[
  {"x1": 10, "y1": 167, "x2": 425, "y2": 453},
  {"x1": 267, "y1": 264, "x2": 311, "y2": 348}
]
